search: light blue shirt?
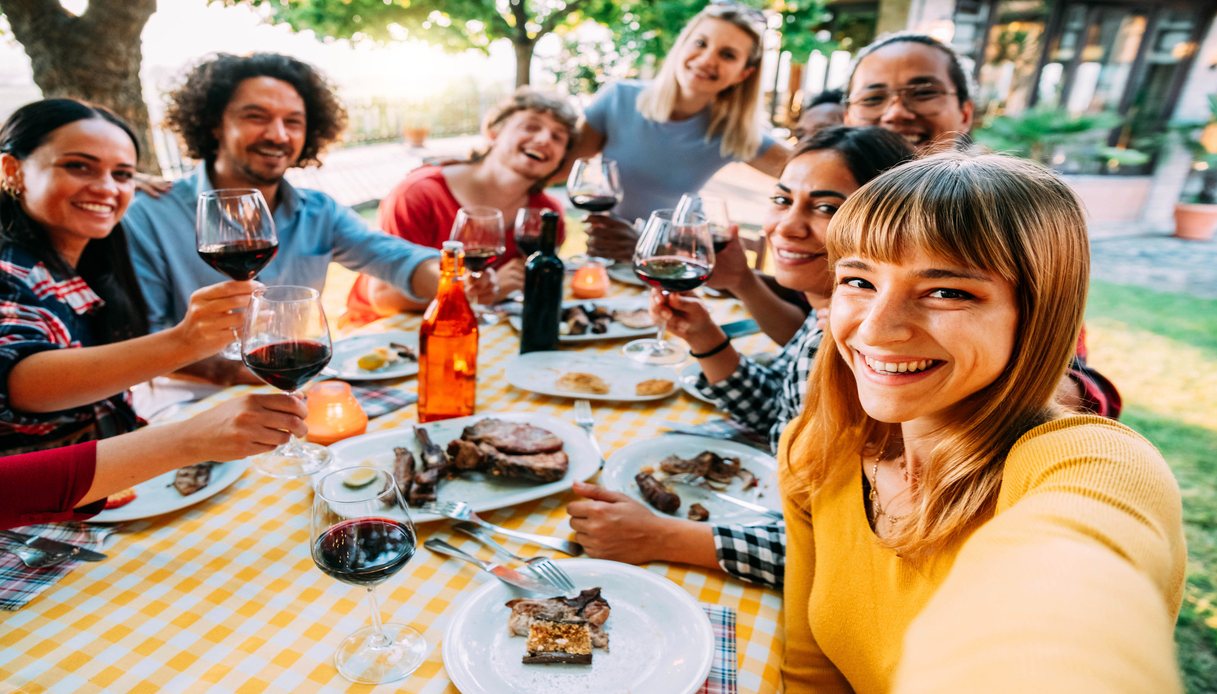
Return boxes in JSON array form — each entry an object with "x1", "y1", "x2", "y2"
[
  {"x1": 124, "y1": 165, "x2": 439, "y2": 332},
  {"x1": 584, "y1": 80, "x2": 777, "y2": 222}
]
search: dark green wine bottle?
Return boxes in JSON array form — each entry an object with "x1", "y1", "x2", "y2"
[{"x1": 520, "y1": 210, "x2": 564, "y2": 353}]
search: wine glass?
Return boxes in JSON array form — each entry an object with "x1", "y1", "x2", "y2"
[
  {"x1": 513, "y1": 206, "x2": 547, "y2": 259},
  {"x1": 196, "y1": 188, "x2": 279, "y2": 359},
  {"x1": 311, "y1": 466, "x2": 426, "y2": 684},
  {"x1": 676, "y1": 194, "x2": 732, "y2": 252},
  {"x1": 449, "y1": 206, "x2": 505, "y2": 325},
  {"x1": 623, "y1": 209, "x2": 715, "y2": 365},
  {"x1": 241, "y1": 285, "x2": 334, "y2": 478},
  {"x1": 566, "y1": 157, "x2": 623, "y2": 215}
]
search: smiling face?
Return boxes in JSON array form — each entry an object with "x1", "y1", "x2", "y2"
[
  {"x1": 1, "y1": 118, "x2": 137, "y2": 265},
  {"x1": 764, "y1": 149, "x2": 860, "y2": 300},
  {"x1": 845, "y1": 42, "x2": 973, "y2": 152},
  {"x1": 212, "y1": 76, "x2": 306, "y2": 186},
  {"x1": 486, "y1": 109, "x2": 572, "y2": 182},
  {"x1": 673, "y1": 18, "x2": 758, "y2": 103},
  {"x1": 830, "y1": 248, "x2": 1018, "y2": 429}
]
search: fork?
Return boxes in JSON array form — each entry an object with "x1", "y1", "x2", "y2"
[
  {"x1": 0, "y1": 538, "x2": 71, "y2": 569},
  {"x1": 421, "y1": 500, "x2": 584, "y2": 556},
  {"x1": 453, "y1": 522, "x2": 577, "y2": 594},
  {"x1": 573, "y1": 399, "x2": 605, "y2": 469}
]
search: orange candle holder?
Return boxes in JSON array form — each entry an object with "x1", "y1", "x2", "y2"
[
  {"x1": 571, "y1": 260, "x2": 609, "y2": 299},
  {"x1": 305, "y1": 381, "x2": 368, "y2": 445}
]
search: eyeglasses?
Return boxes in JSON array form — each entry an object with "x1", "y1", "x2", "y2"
[
  {"x1": 844, "y1": 84, "x2": 957, "y2": 119},
  {"x1": 708, "y1": 0, "x2": 767, "y2": 29}
]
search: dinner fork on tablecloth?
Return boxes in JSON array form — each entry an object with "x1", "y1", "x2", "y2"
[
  {"x1": 453, "y1": 522, "x2": 577, "y2": 594},
  {"x1": 573, "y1": 399, "x2": 605, "y2": 469},
  {"x1": 420, "y1": 500, "x2": 584, "y2": 556}
]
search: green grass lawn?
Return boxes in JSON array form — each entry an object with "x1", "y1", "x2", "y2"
[{"x1": 1085, "y1": 280, "x2": 1217, "y2": 693}]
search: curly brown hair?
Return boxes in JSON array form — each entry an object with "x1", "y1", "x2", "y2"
[{"x1": 164, "y1": 52, "x2": 348, "y2": 168}]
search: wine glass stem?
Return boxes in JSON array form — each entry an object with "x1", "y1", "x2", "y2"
[
  {"x1": 279, "y1": 390, "x2": 306, "y2": 455},
  {"x1": 654, "y1": 290, "x2": 670, "y2": 345},
  {"x1": 365, "y1": 586, "x2": 392, "y2": 648}
]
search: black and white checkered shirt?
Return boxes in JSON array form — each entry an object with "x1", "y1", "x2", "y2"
[{"x1": 696, "y1": 311, "x2": 823, "y2": 590}]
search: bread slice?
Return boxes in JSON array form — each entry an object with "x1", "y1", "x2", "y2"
[{"x1": 522, "y1": 618, "x2": 594, "y2": 664}]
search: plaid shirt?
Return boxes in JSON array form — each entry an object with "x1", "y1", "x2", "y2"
[{"x1": 0, "y1": 245, "x2": 139, "y2": 455}]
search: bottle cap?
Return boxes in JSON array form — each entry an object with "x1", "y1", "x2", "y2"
[{"x1": 443, "y1": 240, "x2": 464, "y2": 252}]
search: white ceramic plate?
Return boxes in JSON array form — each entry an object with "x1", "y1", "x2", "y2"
[
  {"x1": 507, "y1": 298, "x2": 655, "y2": 343},
  {"x1": 504, "y1": 352, "x2": 679, "y2": 402},
  {"x1": 442, "y1": 558, "x2": 713, "y2": 694},
  {"x1": 601, "y1": 434, "x2": 780, "y2": 524},
  {"x1": 325, "y1": 412, "x2": 599, "y2": 523},
  {"x1": 90, "y1": 461, "x2": 248, "y2": 523},
  {"x1": 606, "y1": 262, "x2": 645, "y2": 287},
  {"x1": 327, "y1": 330, "x2": 419, "y2": 381},
  {"x1": 679, "y1": 363, "x2": 715, "y2": 404}
]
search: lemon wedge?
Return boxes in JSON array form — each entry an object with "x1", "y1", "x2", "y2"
[
  {"x1": 357, "y1": 353, "x2": 386, "y2": 371},
  {"x1": 342, "y1": 468, "x2": 379, "y2": 489}
]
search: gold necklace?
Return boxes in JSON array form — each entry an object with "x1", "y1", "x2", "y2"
[{"x1": 868, "y1": 456, "x2": 907, "y2": 530}]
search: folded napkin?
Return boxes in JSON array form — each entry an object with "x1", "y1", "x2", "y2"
[
  {"x1": 698, "y1": 603, "x2": 738, "y2": 694},
  {"x1": 349, "y1": 384, "x2": 418, "y2": 419},
  {"x1": 666, "y1": 419, "x2": 770, "y2": 451},
  {"x1": 0, "y1": 522, "x2": 116, "y2": 611}
]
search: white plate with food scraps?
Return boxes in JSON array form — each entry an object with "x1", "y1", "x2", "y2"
[
  {"x1": 507, "y1": 298, "x2": 655, "y2": 343},
  {"x1": 504, "y1": 352, "x2": 679, "y2": 402},
  {"x1": 90, "y1": 460, "x2": 248, "y2": 523},
  {"x1": 443, "y1": 558, "x2": 713, "y2": 694},
  {"x1": 327, "y1": 330, "x2": 419, "y2": 381},
  {"x1": 601, "y1": 434, "x2": 780, "y2": 524},
  {"x1": 325, "y1": 411, "x2": 600, "y2": 523}
]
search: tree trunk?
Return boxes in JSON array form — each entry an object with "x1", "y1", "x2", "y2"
[
  {"x1": 785, "y1": 63, "x2": 805, "y2": 127},
  {"x1": 513, "y1": 38, "x2": 535, "y2": 87},
  {"x1": 0, "y1": 0, "x2": 159, "y2": 174}
]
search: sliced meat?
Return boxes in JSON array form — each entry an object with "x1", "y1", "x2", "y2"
[
  {"x1": 562, "y1": 306, "x2": 591, "y2": 335},
  {"x1": 415, "y1": 426, "x2": 449, "y2": 472},
  {"x1": 688, "y1": 503, "x2": 710, "y2": 522},
  {"x1": 173, "y1": 462, "x2": 214, "y2": 496},
  {"x1": 485, "y1": 448, "x2": 569, "y2": 483},
  {"x1": 461, "y1": 418, "x2": 563, "y2": 455},
  {"x1": 506, "y1": 588, "x2": 611, "y2": 650},
  {"x1": 446, "y1": 438, "x2": 487, "y2": 473},
  {"x1": 636, "y1": 472, "x2": 680, "y2": 514}
]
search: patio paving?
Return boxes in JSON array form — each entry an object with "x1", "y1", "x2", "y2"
[{"x1": 1091, "y1": 235, "x2": 1217, "y2": 299}]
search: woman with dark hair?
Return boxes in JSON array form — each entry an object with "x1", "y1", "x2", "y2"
[
  {"x1": 566, "y1": 126, "x2": 914, "y2": 588},
  {"x1": 781, "y1": 152, "x2": 1182, "y2": 691},
  {"x1": 0, "y1": 98, "x2": 256, "y2": 455}
]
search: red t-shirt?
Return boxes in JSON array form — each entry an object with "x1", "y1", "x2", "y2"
[
  {"x1": 345, "y1": 166, "x2": 565, "y2": 325},
  {"x1": 1, "y1": 440, "x2": 103, "y2": 529}
]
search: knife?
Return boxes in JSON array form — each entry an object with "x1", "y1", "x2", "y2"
[
  {"x1": 667, "y1": 482, "x2": 784, "y2": 520},
  {"x1": 423, "y1": 538, "x2": 550, "y2": 593},
  {"x1": 0, "y1": 529, "x2": 107, "y2": 562}
]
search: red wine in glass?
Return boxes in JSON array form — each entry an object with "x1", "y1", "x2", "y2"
[
  {"x1": 198, "y1": 239, "x2": 279, "y2": 280},
  {"x1": 635, "y1": 256, "x2": 713, "y2": 292},
  {"x1": 461, "y1": 248, "x2": 500, "y2": 274},
  {"x1": 243, "y1": 339, "x2": 331, "y2": 392},
  {"x1": 710, "y1": 229, "x2": 732, "y2": 253},
  {"x1": 313, "y1": 517, "x2": 417, "y2": 587},
  {"x1": 515, "y1": 236, "x2": 542, "y2": 257},
  {"x1": 570, "y1": 194, "x2": 619, "y2": 213},
  {"x1": 312, "y1": 467, "x2": 426, "y2": 684}
]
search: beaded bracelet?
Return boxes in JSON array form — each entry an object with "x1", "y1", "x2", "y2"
[{"x1": 689, "y1": 336, "x2": 732, "y2": 359}]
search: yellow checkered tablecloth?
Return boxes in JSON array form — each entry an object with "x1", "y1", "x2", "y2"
[{"x1": 0, "y1": 292, "x2": 785, "y2": 693}]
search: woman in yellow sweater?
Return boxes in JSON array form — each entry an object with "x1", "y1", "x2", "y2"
[{"x1": 780, "y1": 152, "x2": 1186, "y2": 692}]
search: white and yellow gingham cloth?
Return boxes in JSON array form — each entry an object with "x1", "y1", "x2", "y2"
[{"x1": 0, "y1": 291, "x2": 785, "y2": 692}]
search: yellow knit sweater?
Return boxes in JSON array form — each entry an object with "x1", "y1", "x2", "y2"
[{"x1": 779, "y1": 414, "x2": 1186, "y2": 693}]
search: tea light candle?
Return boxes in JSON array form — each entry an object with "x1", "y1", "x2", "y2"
[
  {"x1": 306, "y1": 381, "x2": 368, "y2": 445},
  {"x1": 571, "y1": 261, "x2": 609, "y2": 299}
]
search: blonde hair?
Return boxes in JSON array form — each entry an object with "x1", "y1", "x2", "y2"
[
  {"x1": 792, "y1": 152, "x2": 1089, "y2": 556},
  {"x1": 637, "y1": 3, "x2": 766, "y2": 161}
]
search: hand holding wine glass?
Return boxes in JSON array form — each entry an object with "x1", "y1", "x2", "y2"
[
  {"x1": 675, "y1": 194, "x2": 732, "y2": 252},
  {"x1": 449, "y1": 206, "x2": 505, "y2": 325},
  {"x1": 196, "y1": 188, "x2": 279, "y2": 358},
  {"x1": 623, "y1": 209, "x2": 715, "y2": 364},
  {"x1": 567, "y1": 157, "x2": 622, "y2": 214},
  {"x1": 241, "y1": 285, "x2": 333, "y2": 478},
  {"x1": 312, "y1": 466, "x2": 426, "y2": 684}
]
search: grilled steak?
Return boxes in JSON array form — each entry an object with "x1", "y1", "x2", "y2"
[
  {"x1": 410, "y1": 426, "x2": 449, "y2": 505},
  {"x1": 485, "y1": 448, "x2": 569, "y2": 483},
  {"x1": 446, "y1": 438, "x2": 488, "y2": 473},
  {"x1": 173, "y1": 462, "x2": 214, "y2": 496},
  {"x1": 507, "y1": 588, "x2": 610, "y2": 650},
  {"x1": 392, "y1": 446, "x2": 415, "y2": 500},
  {"x1": 461, "y1": 418, "x2": 563, "y2": 455}
]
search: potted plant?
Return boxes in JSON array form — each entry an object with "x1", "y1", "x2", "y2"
[{"x1": 1172, "y1": 94, "x2": 1217, "y2": 241}]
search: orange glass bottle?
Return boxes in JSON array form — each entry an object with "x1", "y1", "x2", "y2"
[{"x1": 418, "y1": 240, "x2": 478, "y2": 422}]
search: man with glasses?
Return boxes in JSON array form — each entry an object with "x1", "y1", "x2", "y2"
[
  {"x1": 840, "y1": 32, "x2": 1121, "y2": 418},
  {"x1": 842, "y1": 32, "x2": 974, "y2": 152}
]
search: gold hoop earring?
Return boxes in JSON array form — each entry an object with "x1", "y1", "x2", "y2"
[{"x1": 1, "y1": 178, "x2": 23, "y2": 199}]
